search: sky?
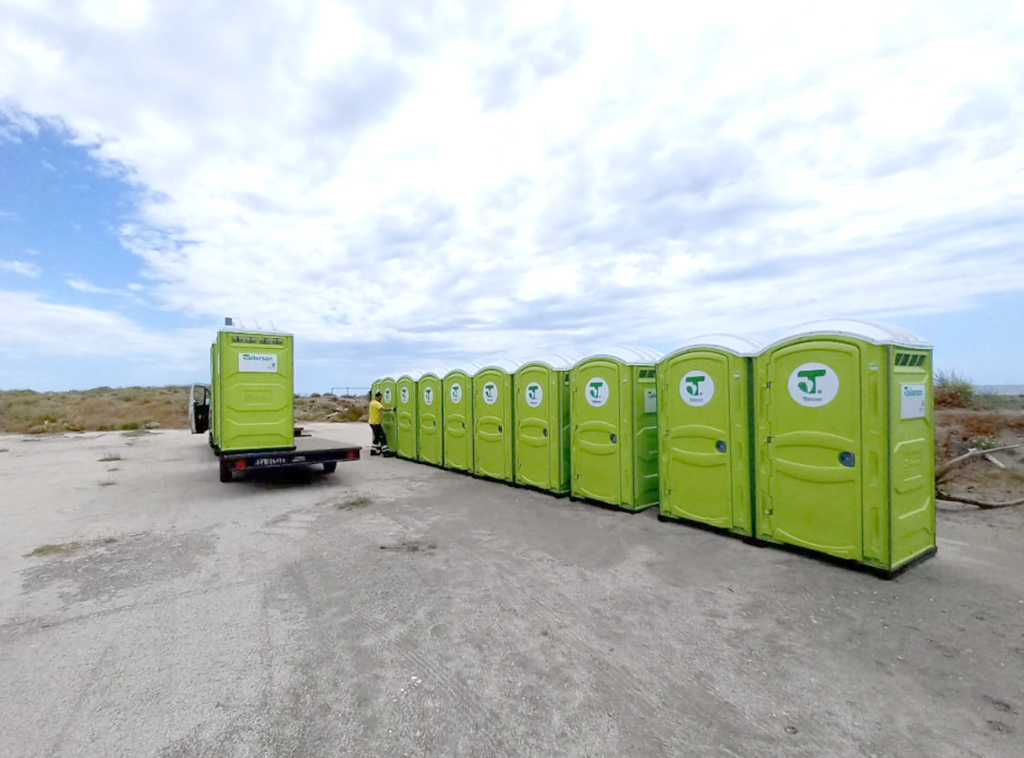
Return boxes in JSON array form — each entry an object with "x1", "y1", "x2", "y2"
[{"x1": 1, "y1": 0, "x2": 1023, "y2": 393}]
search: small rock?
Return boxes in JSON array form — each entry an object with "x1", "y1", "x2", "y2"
[{"x1": 145, "y1": 421, "x2": 161, "y2": 429}]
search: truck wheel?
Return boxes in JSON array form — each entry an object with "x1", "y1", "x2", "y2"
[
  {"x1": 219, "y1": 459, "x2": 233, "y2": 483},
  {"x1": 323, "y1": 462, "x2": 337, "y2": 474}
]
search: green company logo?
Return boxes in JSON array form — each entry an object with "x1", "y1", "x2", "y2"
[
  {"x1": 903, "y1": 386, "x2": 924, "y2": 397},
  {"x1": 483, "y1": 382, "x2": 498, "y2": 404},
  {"x1": 797, "y1": 369, "x2": 827, "y2": 395},
  {"x1": 525, "y1": 382, "x2": 543, "y2": 408},
  {"x1": 685, "y1": 376, "x2": 705, "y2": 396},
  {"x1": 588, "y1": 380, "x2": 604, "y2": 399}
]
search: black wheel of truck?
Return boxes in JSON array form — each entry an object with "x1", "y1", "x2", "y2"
[
  {"x1": 323, "y1": 462, "x2": 337, "y2": 474},
  {"x1": 219, "y1": 459, "x2": 233, "y2": 483}
]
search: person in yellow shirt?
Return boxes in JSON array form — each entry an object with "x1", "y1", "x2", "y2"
[{"x1": 368, "y1": 391, "x2": 393, "y2": 456}]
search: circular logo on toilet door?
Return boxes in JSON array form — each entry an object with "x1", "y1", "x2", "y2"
[
  {"x1": 585, "y1": 377, "x2": 610, "y2": 408},
  {"x1": 384, "y1": 388, "x2": 392, "y2": 403},
  {"x1": 680, "y1": 371, "x2": 715, "y2": 407},
  {"x1": 423, "y1": 386, "x2": 434, "y2": 405},
  {"x1": 525, "y1": 382, "x2": 543, "y2": 408},
  {"x1": 788, "y1": 362, "x2": 840, "y2": 407},
  {"x1": 450, "y1": 383, "x2": 462, "y2": 404},
  {"x1": 482, "y1": 382, "x2": 498, "y2": 405},
  {"x1": 400, "y1": 386, "x2": 409, "y2": 404}
]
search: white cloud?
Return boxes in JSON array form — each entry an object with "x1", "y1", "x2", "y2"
[
  {"x1": 0, "y1": 289, "x2": 205, "y2": 361},
  {"x1": 0, "y1": 259, "x2": 41, "y2": 277},
  {"x1": 0, "y1": 0, "x2": 1023, "y2": 381},
  {"x1": 66, "y1": 277, "x2": 138, "y2": 297}
]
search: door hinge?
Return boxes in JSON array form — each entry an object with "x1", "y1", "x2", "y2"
[{"x1": 766, "y1": 436, "x2": 772, "y2": 444}]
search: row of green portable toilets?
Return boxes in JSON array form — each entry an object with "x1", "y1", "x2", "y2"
[{"x1": 372, "y1": 321, "x2": 936, "y2": 575}]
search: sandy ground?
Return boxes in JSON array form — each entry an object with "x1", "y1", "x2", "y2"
[{"x1": 1, "y1": 424, "x2": 1022, "y2": 758}]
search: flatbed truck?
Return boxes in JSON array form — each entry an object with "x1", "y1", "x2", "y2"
[{"x1": 189, "y1": 325, "x2": 361, "y2": 482}]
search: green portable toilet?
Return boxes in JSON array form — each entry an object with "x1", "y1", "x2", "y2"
[
  {"x1": 395, "y1": 370, "x2": 424, "y2": 460},
  {"x1": 570, "y1": 347, "x2": 662, "y2": 511},
  {"x1": 473, "y1": 360, "x2": 520, "y2": 482},
  {"x1": 378, "y1": 376, "x2": 398, "y2": 451},
  {"x1": 211, "y1": 328, "x2": 294, "y2": 453},
  {"x1": 443, "y1": 365, "x2": 480, "y2": 472},
  {"x1": 371, "y1": 376, "x2": 399, "y2": 452},
  {"x1": 657, "y1": 335, "x2": 765, "y2": 535},
  {"x1": 514, "y1": 353, "x2": 578, "y2": 495},
  {"x1": 417, "y1": 369, "x2": 448, "y2": 465},
  {"x1": 755, "y1": 320, "x2": 936, "y2": 574}
]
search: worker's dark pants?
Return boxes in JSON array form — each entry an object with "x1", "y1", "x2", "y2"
[{"x1": 371, "y1": 424, "x2": 387, "y2": 451}]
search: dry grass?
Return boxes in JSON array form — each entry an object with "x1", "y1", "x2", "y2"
[
  {"x1": 0, "y1": 387, "x2": 370, "y2": 434},
  {"x1": 0, "y1": 386, "x2": 191, "y2": 434},
  {"x1": 936, "y1": 409, "x2": 1024, "y2": 503},
  {"x1": 295, "y1": 393, "x2": 369, "y2": 423},
  {"x1": 935, "y1": 410, "x2": 1024, "y2": 461}
]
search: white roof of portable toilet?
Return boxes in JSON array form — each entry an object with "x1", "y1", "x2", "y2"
[
  {"x1": 666, "y1": 334, "x2": 768, "y2": 358},
  {"x1": 573, "y1": 346, "x2": 663, "y2": 367},
  {"x1": 443, "y1": 364, "x2": 483, "y2": 378},
  {"x1": 473, "y1": 359, "x2": 523, "y2": 375},
  {"x1": 772, "y1": 319, "x2": 931, "y2": 349},
  {"x1": 396, "y1": 369, "x2": 426, "y2": 381},
  {"x1": 419, "y1": 367, "x2": 451, "y2": 379},
  {"x1": 518, "y1": 353, "x2": 581, "y2": 371}
]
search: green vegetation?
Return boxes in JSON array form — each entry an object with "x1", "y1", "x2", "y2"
[
  {"x1": 335, "y1": 492, "x2": 374, "y2": 509},
  {"x1": 29, "y1": 542, "x2": 82, "y2": 556},
  {"x1": 934, "y1": 369, "x2": 974, "y2": 408},
  {"x1": 934, "y1": 371, "x2": 1024, "y2": 412}
]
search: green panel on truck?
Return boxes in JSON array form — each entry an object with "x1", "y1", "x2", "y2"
[{"x1": 213, "y1": 330, "x2": 294, "y2": 453}]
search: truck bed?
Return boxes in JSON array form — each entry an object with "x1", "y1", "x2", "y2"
[{"x1": 217, "y1": 435, "x2": 361, "y2": 482}]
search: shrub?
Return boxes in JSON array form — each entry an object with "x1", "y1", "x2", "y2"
[{"x1": 935, "y1": 369, "x2": 974, "y2": 409}]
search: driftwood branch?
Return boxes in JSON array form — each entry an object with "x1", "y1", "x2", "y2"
[
  {"x1": 936, "y1": 487, "x2": 1024, "y2": 509},
  {"x1": 935, "y1": 444, "x2": 1019, "y2": 482}
]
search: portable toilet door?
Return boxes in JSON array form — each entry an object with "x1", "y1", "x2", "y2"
[
  {"x1": 755, "y1": 320, "x2": 936, "y2": 573},
  {"x1": 571, "y1": 348, "x2": 662, "y2": 511},
  {"x1": 514, "y1": 354, "x2": 577, "y2": 494},
  {"x1": 657, "y1": 335, "x2": 765, "y2": 535},
  {"x1": 379, "y1": 377, "x2": 398, "y2": 451},
  {"x1": 396, "y1": 370, "x2": 423, "y2": 460},
  {"x1": 443, "y1": 366, "x2": 478, "y2": 472},
  {"x1": 473, "y1": 360, "x2": 519, "y2": 481},
  {"x1": 417, "y1": 370, "x2": 447, "y2": 465}
]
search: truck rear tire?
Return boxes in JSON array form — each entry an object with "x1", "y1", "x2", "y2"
[{"x1": 322, "y1": 462, "x2": 337, "y2": 474}]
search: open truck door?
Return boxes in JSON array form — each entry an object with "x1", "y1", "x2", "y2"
[{"x1": 189, "y1": 383, "x2": 211, "y2": 434}]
